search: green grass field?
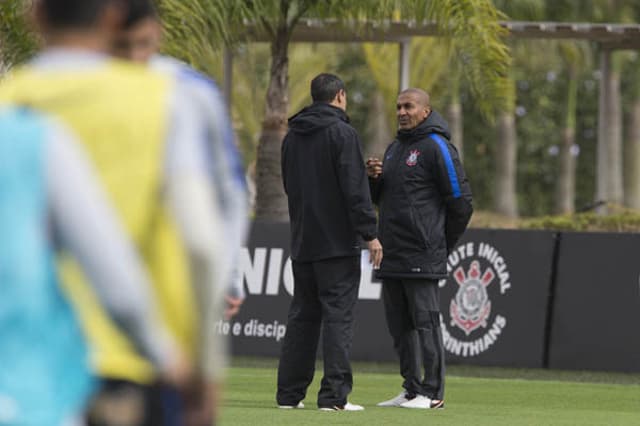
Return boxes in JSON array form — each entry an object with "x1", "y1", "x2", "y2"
[{"x1": 219, "y1": 358, "x2": 640, "y2": 426}]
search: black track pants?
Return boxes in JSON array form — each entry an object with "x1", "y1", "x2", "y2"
[
  {"x1": 382, "y1": 278, "x2": 445, "y2": 400},
  {"x1": 276, "y1": 256, "x2": 360, "y2": 407}
]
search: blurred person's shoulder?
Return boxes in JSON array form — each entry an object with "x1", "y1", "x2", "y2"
[
  {"x1": 150, "y1": 55, "x2": 224, "y2": 104},
  {"x1": 0, "y1": 55, "x2": 173, "y2": 105},
  {"x1": 150, "y1": 55, "x2": 219, "y2": 88},
  {"x1": 102, "y1": 57, "x2": 172, "y2": 92}
]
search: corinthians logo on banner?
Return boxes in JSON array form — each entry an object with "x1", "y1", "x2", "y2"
[{"x1": 440, "y1": 241, "x2": 512, "y2": 358}]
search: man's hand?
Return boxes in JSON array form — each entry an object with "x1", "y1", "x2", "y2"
[
  {"x1": 185, "y1": 379, "x2": 219, "y2": 426},
  {"x1": 367, "y1": 238, "x2": 383, "y2": 269},
  {"x1": 162, "y1": 348, "x2": 193, "y2": 391},
  {"x1": 366, "y1": 158, "x2": 383, "y2": 179},
  {"x1": 224, "y1": 295, "x2": 244, "y2": 320}
]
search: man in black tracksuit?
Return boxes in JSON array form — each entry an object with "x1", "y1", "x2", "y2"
[
  {"x1": 367, "y1": 88, "x2": 472, "y2": 410},
  {"x1": 276, "y1": 73, "x2": 383, "y2": 411}
]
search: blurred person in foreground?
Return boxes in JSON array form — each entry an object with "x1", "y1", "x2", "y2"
[
  {"x1": 0, "y1": 107, "x2": 184, "y2": 426},
  {"x1": 367, "y1": 89, "x2": 473, "y2": 410},
  {"x1": 277, "y1": 73, "x2": 382, "y2": 412},
  {"x1": 0, "y1": 0, "x2": 230, "y2": 424},
  {"x1": 111, "y1": 0, "x2": 249, "y2": 321}
]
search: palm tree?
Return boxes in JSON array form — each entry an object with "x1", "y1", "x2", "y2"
[
  {"x1": 159, "y1": 40, "x2": 336, "y2": 211},
  {"x1": 622, "y1": 2, "x2": 640, "y2": 210},
  {"x1": 553, "y1": 43, "x2": 588, "y2": 214},
  {"x1": 158, "y1": 0, "x2": 511, "y2": 220},
  {"x1": 492, "y1": 0, "x2": 547, "y2": 218},
  {"x1": 494, "y1": 80, "x2": 518, "y2": 218},
  {"x1": 364, "y1": 89, "x2": 393, "y2": 158},
  {"x1": 445, "y1": 66, "x2": 464, "y2": 160},
  {"x1": 236, "y1": 43, "x2": 338, "y2": 209},
  {"x1": 597, "y1": 50, "x2": 625, "y2": 209},
  {"x1": 624, "y1": 73, "x2": 640, "y2": 210},
  {"x1": 588, "y1": 0, "x2": 639, "y2": 212}
]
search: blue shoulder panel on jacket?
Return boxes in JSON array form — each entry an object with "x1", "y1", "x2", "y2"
[{"x1": 429, "y1": 133, "x2": 461, "y2": 198}]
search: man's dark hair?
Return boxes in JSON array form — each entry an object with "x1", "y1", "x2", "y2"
[
  {"x1": 311, "y1": 73, "x2": 345, "y2": 103},
  {"x1": 40, "y1": 0, "x2": 119, "y2": 29},
  {"x1": 124, "y1": 0, "x2": 158, "y2": 29}
]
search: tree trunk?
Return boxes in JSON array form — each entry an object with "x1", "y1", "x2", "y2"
[
  {"x1": 595, "y1": 50, "x2": 609, "y2": 213},
  {"x1": 607, "y1": 70, "x2": 624, "y2": 205},
  {"x1": 555, "y1": 128, "x2": 576, "y2": 214},
  {"x1": 494, "y1": 112, "x2": 518, "y2": 218},
  {"x1": 446, "y1": 100, "x2": 463, "y2": 161},
  {"x1": 596, "y1": 50, "x2": 624, "y2": 213},
  {"x1": 624, "y1": 99, "x2": 640, "y2": 209},
  {"x1": 254, "y1": 26, "x2": 290, "y2": 221},
  {"x1": 365, "y1": 90, "x2": 392, "y2": 159},
  {"x1": 554, "y1": 69, "x2": 577, "y2": 215}
]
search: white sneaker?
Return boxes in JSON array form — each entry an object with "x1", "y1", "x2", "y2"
[
  {"x1": 319, "y1": 402, "x2": 364, "y2": 411},
  {"x1": 377, "y1": 391, "x2": 411, "y2": 407},
  {"x1": 400, "y1": 395, "x2": 445, "y2": 409},
  {"x1": 278, "y1": 401, "x2": 304, "y2": 409}
]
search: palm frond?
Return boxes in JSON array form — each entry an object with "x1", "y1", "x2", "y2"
[
  {"x1": 493, "y1": 0, "x2": 546, "y2": 21},
  {"x1": 426, "y1": 0, "x2": 513, "y2": 117},
  {"x1": 160, "y1": 0, "x2": 511, "y2": 119},
  {"x1": 0, "y1": 0, "x2": 38, "y2": 71}
]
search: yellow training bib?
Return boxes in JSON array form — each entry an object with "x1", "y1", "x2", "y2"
[{"x1": 0, "y1": 60, "x2": 197, "y2": 384}]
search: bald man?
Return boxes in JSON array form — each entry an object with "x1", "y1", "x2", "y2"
[{"x1": 366, "y1": 88, "x2": 473, "y2": 409}]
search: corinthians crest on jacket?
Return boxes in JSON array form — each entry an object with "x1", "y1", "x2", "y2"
[
  {"x1": 440, "y1": 241, "x2": 512, "y2": 357},
  {"x1": 406, "y1": 149, "x2": 420, "y2": 166}
]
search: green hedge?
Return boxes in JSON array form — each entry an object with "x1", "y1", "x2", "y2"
[
  {"x1": 469, "y1": 208, "x2": 640, "y2": 233},
  {"x1": 521, "y1": 211, "x2": 640, "y2": 232}
]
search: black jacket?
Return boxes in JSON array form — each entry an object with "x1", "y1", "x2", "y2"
[
  {"x1": 370, "y1": 110, "x2": 473, "y2": 279},
  {"x1": 282, "y1": 102, "x2": 377, "y2": 262}
]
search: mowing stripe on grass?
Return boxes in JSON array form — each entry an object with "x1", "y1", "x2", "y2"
[{"x1": 220, "y1": 365, "x2": 640, "y2": 426}]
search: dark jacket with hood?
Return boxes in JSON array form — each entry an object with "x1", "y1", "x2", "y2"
[
  {"x1": 370, "y1": 110, "x2": 473, "y2": 279},
  {"x1": 282, "y1": 102, "x2": 377, "y2": 262}
]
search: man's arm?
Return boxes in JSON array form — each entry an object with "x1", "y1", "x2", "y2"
[
  {"x1": 366, "y1": 142, "x2": 396, "y2": 205},
  {"x1": 281, "y1": 135, "x2": 289, "y2": 195},
  {"x1": 428, "y1": 134, "x2": 473, "y2": 253},
  {"x1": 332, "y1": 126, "x2": 383, "y2": 267},
  {"x1": 203, "y1": 81, "x2": 249, "y2": 303},
  {"x1": 152, "y1": 58, "x2": 249, "y2": 309},
  {"x1": 366, "y1": 158, "x2": 383, "y2": 205},
  {"x1": 333, "y1": 126, "x2": 378, "y2": 240},
  {"x1": 185, "y1": 71, "x2": 249, "y2": 303},
  {"x1": 164, "y1": 86, "x2": 228, "y2": 385}
]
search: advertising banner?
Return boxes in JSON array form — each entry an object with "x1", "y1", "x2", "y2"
[
  {"x1": 220, "y1": 221, "x2": 395, "y2": 360},
  {"x1": 218, "y1": 222, "x2": 292, "y2": 357},
  {"x1": 225, "y1": 223, "x2": 555, "y2": 369},
  {"x1": 548, "y1": 233, "x2": 640, "y2": 372},
  {"x1": 438, "y1": 229, "x2": 555, "y2": 368}
]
